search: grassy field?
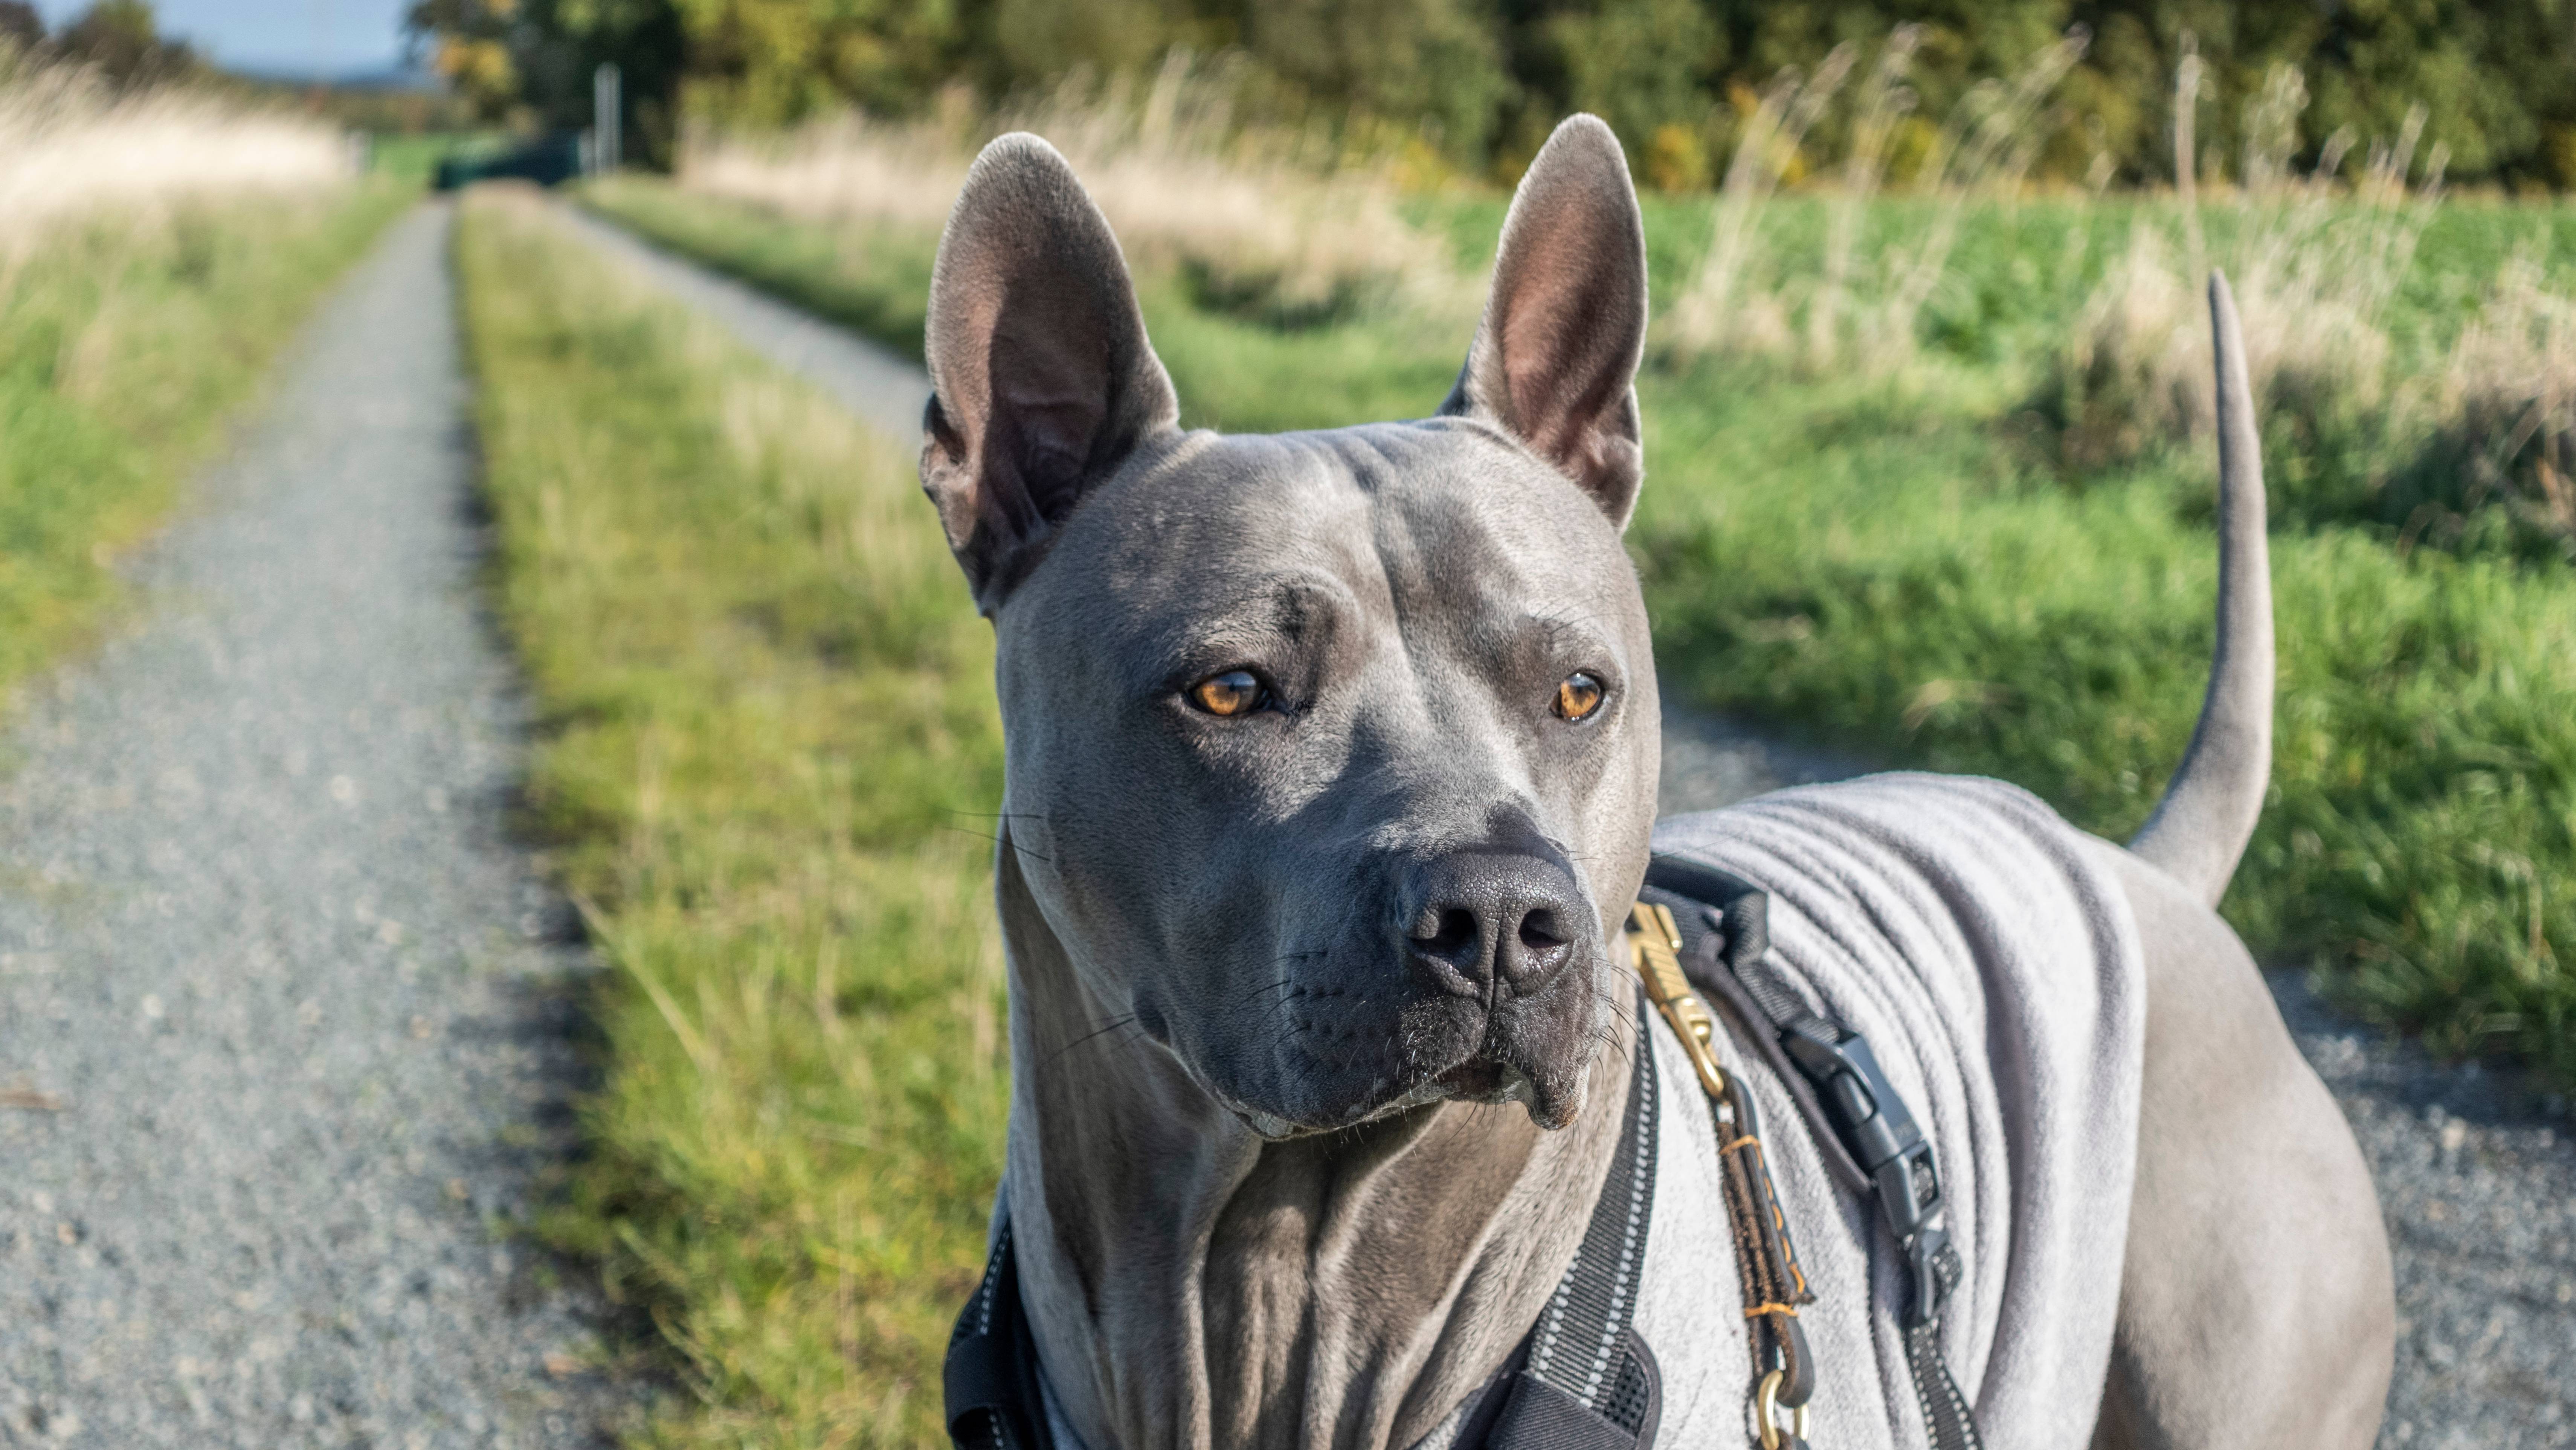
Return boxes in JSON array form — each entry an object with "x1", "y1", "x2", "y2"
[
  {"x1": 583, "y1": 173, "x2": 2576, "y2": 1085},
  {"x1": 455, "y1": 189, "x2": 1007, "y2": 1447},
  {"x1": 0, "y1": 180, "x2": 413, "y2": 706}
]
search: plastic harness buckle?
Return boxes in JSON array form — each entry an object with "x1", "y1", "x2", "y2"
[{"x1": 1778, "y1": 1018, "x2": 1949, "y2": 1328}]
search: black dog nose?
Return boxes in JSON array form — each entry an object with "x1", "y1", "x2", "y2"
[{"x1": 1404, "y1": 852, "x2": 1584, "y2": 997}]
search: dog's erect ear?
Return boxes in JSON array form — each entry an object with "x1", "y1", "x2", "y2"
[
  {"x1": 1441, "y1": 114, "x2": 1648, "y2": 528},
  {"x1": 922, "y1": 133, "x2": 1179, "y2": 606}
]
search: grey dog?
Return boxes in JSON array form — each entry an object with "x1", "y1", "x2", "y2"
[{"x1": 914, "y1": 114, "x2": 2394, "y2": 1449}]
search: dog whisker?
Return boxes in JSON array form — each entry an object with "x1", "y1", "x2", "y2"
[
  {"x1": 1044, "y1": 1013, "x2": 1143, "y2": 1070},
  {"x1": 935, "y1": 821, "x2": 1056, "y2": 863}
]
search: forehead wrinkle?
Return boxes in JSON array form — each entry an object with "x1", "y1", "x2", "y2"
[
  {"x1": 1143, "y1": 569, "x2": 1361, "y2": 678},
  {"x1": 1083, "y1": 434, "x2": 1367, "y2": 596},
  {"x1": 1068, "y1": 433, "x2": 1394, "y2": 692},
  {"x1": 1370, "y1": 471, "x2": 1596, "y2": 666},
  {"x1": 1341, "y1": 483, "x2": 1547, "y2": 811}
]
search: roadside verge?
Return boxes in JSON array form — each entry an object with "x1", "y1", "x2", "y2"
[
  {"x1": 0, "y1": 180, "x2": 413, "y2": 705},
  {"x1": 455, "y1": 187, "x2": 1007, "y2": 1446}
]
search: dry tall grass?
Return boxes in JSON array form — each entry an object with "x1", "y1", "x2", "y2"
[
  {"x1": 673, "y1": 37, "x2": 2576, "y2": 559},
  {"x1": 2427, "y1": 259, "x2": 2576, "y2": 554},
  {"x1": 680, "y1": 108, "x2": 962, "y2": 233},
  {"x1": 1664, "y1": 26, "x2": 2091, "y2": 367},
  {"x1": 0, "y1": 56, "x2": 400, "y2": 706},
  {"x1": 0, "y1": 57, "x2": 351, "y2": 254},
  {"x1": 2043, "y1": 57, "x2": 2576, "y2": 559},
  {"x1": 2054, "y1": 63, "x2": 2443, "y2": 462},
  {"x1": 681, "y1": 55, "x2": 1454, "y2": 327}
]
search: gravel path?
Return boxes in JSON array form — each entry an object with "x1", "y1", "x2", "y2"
[
  {"x1": 554, "y1": 204, "x2": 930, "y2": 438},
  {"x1": 0, "y1": 205, "x2": 641, "y2": 1448},
  {"x1": 561, "y1": 202, "x2": 2576, "y2": 1442}
]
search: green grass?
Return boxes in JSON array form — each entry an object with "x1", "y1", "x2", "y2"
[
  {"x1": 455, "y1": 189, "x2": 1007, "y2": 1447},
  {"x1": 0, "y1": 180, "x2": 414, "y2": 703},
  {"x1": 1634, "y1": 361, "x2": 2576, "y2": 1071},
  {"x1": 580, "y1": 174, "x2": 2576, "y2": 1083}
]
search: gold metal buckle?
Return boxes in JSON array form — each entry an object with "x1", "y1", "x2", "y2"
[
  {"x1": 1755, "y1": 1368, "x2": 1811, "y2": 1450},
  {"x1": 1627, "y1": 902, "x2": 1730, "y2": 1104}
]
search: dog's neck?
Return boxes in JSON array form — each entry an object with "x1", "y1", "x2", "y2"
[{"x1": 992, "y1": 845, "x2": 1632, "y2": 1450}]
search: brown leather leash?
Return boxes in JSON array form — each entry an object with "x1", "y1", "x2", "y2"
[{"x1": 1630, "y1": 901, "x2": 1814, "y2": 1450}]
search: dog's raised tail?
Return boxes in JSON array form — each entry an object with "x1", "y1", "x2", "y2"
[{"x1": 2129, "y1": 272, "x2": 2274, "y2": 907}]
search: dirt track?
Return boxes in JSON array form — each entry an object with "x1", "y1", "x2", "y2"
[{"x1": 0, "y1": 205, "x2": 640, "y2": 1448}]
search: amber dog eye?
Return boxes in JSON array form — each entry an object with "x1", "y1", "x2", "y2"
[
  {"x1": 1188, "y1": 669, "x2": 1269, "y2": 717},
  {"x1": 1554, "y1": 672, "x2": 1606, "y2": 722}
]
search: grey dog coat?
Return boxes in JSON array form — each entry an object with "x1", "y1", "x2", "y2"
[{"x1": 1032, "y1": 772, "x2": 2147, "y2": 1450}]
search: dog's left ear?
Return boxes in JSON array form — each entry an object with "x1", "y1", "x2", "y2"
[
  {"x1": 1442, "y1": 114, "x2": 1649, "y2": 529},
  {"x1": 922, "y1": 132, "x2": 1180, "y2": 609}
]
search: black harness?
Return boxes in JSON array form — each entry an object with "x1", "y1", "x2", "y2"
[{"x1": 945, "y1": 858, "x2": 1984, "y2": 1450}]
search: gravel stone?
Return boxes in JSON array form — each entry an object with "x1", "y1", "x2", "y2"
[
  {"x1": 0, "y1": 205, "x2": 644, "y2": 1447},
  {"x1": 2275, "y1": 977, "x2": 2576, "y2": 1447},
  {"x1": 564, "y1": 205, "x2": 2576, "y2": 1445}
]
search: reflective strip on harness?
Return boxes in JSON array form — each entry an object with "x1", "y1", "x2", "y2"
[
  {"x1": 1485, "y1": 997, "x2": 1664, "y2": 1448},
  {"x1": 943, "y1": 1220, "x2": 1054, "y2": 1450}
]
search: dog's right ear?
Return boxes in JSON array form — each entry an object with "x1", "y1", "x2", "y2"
[
  {"x1": 921, "y1": 133, "x2": 1179, "y2": 609},
  {"x1": 1441, "y1": 114, "x2": 1648, "y2": 528}
]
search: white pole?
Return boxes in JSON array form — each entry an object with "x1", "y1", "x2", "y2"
[{"x1": 593, "y1": 63, "x2": 622, "y2": 173}]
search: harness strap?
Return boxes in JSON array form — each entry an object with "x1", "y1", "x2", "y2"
[
  {"x1": 1483, "y1": 997, "x2": 1664, "y2": 1449},
  {"x1": 1630, "y1": 902, "x2": 1814, "y2": 1444},
  {"x1": 1905, "y1": 1249, "x2": 1979, "y2": 1450},
  {"x1": 944, "y1": 1220, "x2": 1054, "y2": 1450},
  {"x1": 1642, "y1": 855, "x2": 1987, "y2": 1450}
]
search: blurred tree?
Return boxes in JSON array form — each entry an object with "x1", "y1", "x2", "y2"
[
  {"x1": 670, "y1": 0, "x2": 962, "y2": 123},
  {"x1": 0, "y1": 0, "x2": 43, "y2": 53},
  {"x1": 1241, "y1": 0, "x2": 1513, "y2": 156},
  {"x1": 987, "y1": 0, "x2": 1175, "y2": 91},
  {"x1": 54, "y1": 0, "x2": 196, "y2": 86},
  {"x1": 1543, "y1": 0, "x2": 1724, "y2": 170},
  {"x1": 409, "y1": 0, "x2": 687, "y2": 159},
  {"x1": 397, "y1": 0, "x2": 2576, "y2": 185}
]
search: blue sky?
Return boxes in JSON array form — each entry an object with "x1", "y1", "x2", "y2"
[{"x1": 35, "y1": 0, "x2": 414, "y2": 76}]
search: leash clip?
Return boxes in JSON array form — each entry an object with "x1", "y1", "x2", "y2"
[
  {"x1": 1754, "y1": 1368, "x2": 1811, "y2": 1450},
  {"x1": 1628, "y1": 902, "x2": 1730, "y2": 1104}
]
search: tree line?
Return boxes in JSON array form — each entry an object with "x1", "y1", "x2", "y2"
[
  {"x1": 2, "y1": 0, "x2": 203, "y2": 87},
  {"x1": 407, "y1": 0, "x2": 2576, "y2": 189}
]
